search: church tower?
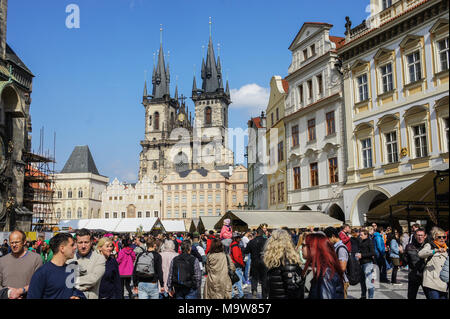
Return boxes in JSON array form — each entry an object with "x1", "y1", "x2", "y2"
[
  {"x1": 191, "y1": 19, "x2": 232, "y2": 166},
  {"x1": 139, "y1": 27, "x2": 179, "y2": 182}
]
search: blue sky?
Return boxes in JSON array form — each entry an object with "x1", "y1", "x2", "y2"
[{"x1": 7, "y1": 0, "x2": 368, "y2": 182}]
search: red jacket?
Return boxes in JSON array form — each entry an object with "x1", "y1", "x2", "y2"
[
  {"x1": 339, "y1": 231, "x2": 352, "y2": 252},
  {"x1": 230, "y1": 241, "x2": 244, "y2": 269},
  {"x1": 205, "y1": 235, "x2": 215, "y2": 255}
]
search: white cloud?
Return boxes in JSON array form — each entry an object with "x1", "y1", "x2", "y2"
[{"x1": 230, "y1": 84, "x2": 269, "y2": 111}]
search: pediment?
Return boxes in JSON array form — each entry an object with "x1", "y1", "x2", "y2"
[
  {"x1": 377, "y1": 114, "x2": 399, "y2": 126},
  {"x1": 350, "y1": 59, "x2": 369, "y2": 70},
  {"x1": 399, "y1": 35, "x2": 422, "y2": 48},
  {"x1": 353, "y1": 122, "x2": 373, "y2": 133},
  {"x1": 373, "y1": 48, "x2": 394, "y2": 61},
  {"x1": 288, "y1": 23, "x2": 331, "y2": 51},
  {"x1": 429, "y1": 18, "x2": 449, "y2": 34}
]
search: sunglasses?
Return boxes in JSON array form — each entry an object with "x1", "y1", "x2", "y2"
[{"x1": 437, "y1": 236, "x2": 447, "y2": 239}]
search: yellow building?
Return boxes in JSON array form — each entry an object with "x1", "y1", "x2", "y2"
[
  {"x1": 339, "y1": 0, "x2": 449, "y2": 226},
  {"x1": 265, "y1": 76, "x2": 289, "y2": 210}
]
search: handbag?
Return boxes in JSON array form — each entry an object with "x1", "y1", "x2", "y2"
[{"x1": 226, "y1": 255, "x2": 240, "y2": 285}]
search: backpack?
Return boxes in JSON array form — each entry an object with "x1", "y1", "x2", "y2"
[
  {"x1": 134, "y1": 252, "x2": 155, "y2": 278},
  {"x1": 336, "y1": 245, "x2": 361, "y2": 286},
  {"x1": 172, "y1": 255, "x2": 196, "y2": 289}
]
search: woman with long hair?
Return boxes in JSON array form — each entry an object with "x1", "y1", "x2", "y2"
[
  {"x1": 295, "y1": 231, "x2": 310, "y2": 266},
  {"x1": 97, "y1": 237, "x2": 122, "y2": 299},
  {"x1": 302, "y1": 233, "x2": 345, "y2": 299},
  {"x1": 203, "y1": 239, "x2": 235, "y2": 299},
  {"x1": 264, "y1": 229, "x2": 304, "y2": 299},
  {"x1": 387, "y1": 229, "x2": 402, "y2": 285}
]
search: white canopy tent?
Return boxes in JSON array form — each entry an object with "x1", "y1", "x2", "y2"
[
  {"x1": 57, "y1": 218, "x2": 163, "y2": 233},
  {"x1": 161, "y1": 220, "x2": 187, "y2": 233}
]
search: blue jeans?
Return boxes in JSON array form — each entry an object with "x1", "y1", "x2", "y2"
[
  {"x1": 232, "y1": 268, "x2": 244, "y2": 298},
  {"x1": 423, "y1": 287, "x2": 448, "y2": 299},
  {"x1": 244, "y1": 254, "x2": 251, "y2": 282},
  {"x1": 360, "y1": 262, "x2": 375, "y2": 299},
  {"x1": 138, "y1": 282, "x2": 159, "y2": 299},
  {"x1": 175, "y1": 288, "x2": 198, "y2": 299}
]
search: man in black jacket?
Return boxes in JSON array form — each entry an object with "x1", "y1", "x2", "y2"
[
  {"x1": 357, "y1": 229, "x2": 375, "y2": 299},
  {"x1": 405, "y1": 227, "x2": 428, "y2": 299},
  {"x1": 243, "y1": 228, "x2": 267, "y2": 299}
]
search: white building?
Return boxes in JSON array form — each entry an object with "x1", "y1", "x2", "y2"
[
  {"x1": 338, "y1": 0, "x2": 449, "y2": 225},
  {"x1": 283, "y1": 22, "x2": 347, "y2": 221},
  {"x1": 101, "y1": 176, "x2": 163, "y2": 219},
  {"x1": 53, "y1": 146, "x2": 109, "y2": 220}
]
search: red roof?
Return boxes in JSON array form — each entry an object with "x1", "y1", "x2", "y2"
[
  {"x1": 281, "y1": 79, "x2": 289, "y2": 93},
  {"x1": 329, "y1": 36, "x2": 345, "y2": 49},
  {"x1": 251, "y1": 117, "x2": 263, "y2": 128}
]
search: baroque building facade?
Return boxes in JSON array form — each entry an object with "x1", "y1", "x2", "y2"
[
  {"x1": 338, "y1": 0, "x2": 449, "y2": 225},
  {"x1": 53, "y1": 146, "x2": 108, "y2": 221},
  {"x1": 284, "y1": 22, "x2": 347, "y2": 221}
]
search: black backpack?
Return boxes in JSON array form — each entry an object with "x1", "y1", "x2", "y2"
[
  {"x1": 171, "y1": 254, "x2": 196, "y2": 289},
  {"x1": 336, "y1": 245, "x2": 361, "y2": 286}
]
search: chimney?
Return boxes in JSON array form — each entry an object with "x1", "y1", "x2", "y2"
[{"x1": 0, "y1": 0, "x2": 7, "y2": 60}]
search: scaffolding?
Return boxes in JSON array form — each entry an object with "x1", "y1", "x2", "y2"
[{"x1": 23, "y1": 128, "x2": 57, "y2": 231}]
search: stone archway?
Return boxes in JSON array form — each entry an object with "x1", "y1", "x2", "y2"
[
  {"x1": 351, "y1": 187, "x2": 390, "y2": 226},
  {"x1": 328, "y1": 203, "x2": 345, "y2": 222}
]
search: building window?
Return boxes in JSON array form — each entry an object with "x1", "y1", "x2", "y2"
[
  {"x1": 138, "y1": 211, "x2": 142, "y2": 218},
  {"x1": 270, "y1": 185, "x2": 276, "y2": 205},
  {"x1": 57, "y1": 191, "x2": 62, "y2": 199},
  {"x1": 317, "y1": 74, "x2": 323, "y2": 95},
  {"x1": 292, "y1": 125, "x2": 299, "y2": 147},
  {"x1": 113, "y1": 212, "x2": 118, "y2": 219},
  {"x1": 311, "y1": 44, "x2": 316, "y2": 56},
  {"x1": 77, "y1": 189, "x2": 83, "y2": 198},
  {"x1": 298, "y1": 85, "x2": 304, "y2": 105},
  {"x1": 310, "y1": 163, "x2": 319, "y2": 187},
  {"x1": 357, "y1": 74, "x2": 369, "y2": 102},
  {"x1": 182, "y1": 210, "x2": 187, "y2": 218},
  {"x1": 167, "y1": 196, "x2": 171, "y2": 204},
  {"x1": 386, "y1": 131, "x2": 398, "y2": 163},
  {"x1": 208, "y1": 183, "x2": 212, "y2": 189},
  {"x1": 175, "y1": 195, "x2": 179, "y2": 204},
  {"x1": 232, "y1": 184, "x2": 237, "y2": 190},
  {"x1": 109, "y1": 196, "x2": 112, "y2": 200},
  {"x1": 175, "y1": 185, "x2": 179, "y2": 190},
  {"x1": 138, "y1": 195, "x2": 142, "y2": 200},
  {"x1": 276, "y1": 108, "x2": 279, "y2": 121},
  {"x1": 175, "y1": 210, "x2": 179, "y2": 218},
  {"x1": 200, "y1": 184, "x2": 204, "y2": 189},
  {"x1": 444, "y1": 117, "x2": 449, "y2": 151},
  {"x1": 182, "y1": 184, "x2": 186, "y2": 190},
  {"x1": 114, "y1": 196, "x2": 117, "y2": 200},
  {"x1": 152, "y1": 161, "x2": 157, "y2": 170},
  {"x1": 77, "y1": 208, "x2": 82, "y2": 219},
  {"x1": 56, "y1": 209, "x2": 61, "y2": 219},
  {"x1": 205, "y1": 107, "x2": 212, "y2": 125},
  {"x1": 120, "y1": 196, "x2": 123, "y2": 200},
  {"x1": 200, "y1": 210, "x2": 204, "y2": 216},
  {"x1": 380, "y1": 63, "x2": 393, "y2": 93},
  {"x1": 192, "y1": 209, "x2": 197, "y2": 218},
  {"x1": 308, "y1": 119, "x2": 316, "y2": 141},
  {"x1": 216, "y1": 194, "x2": 221, "y2": 202},
  {"x1": 182, "y1": 195, "x2": 186, "y2": 203},
  {"x1": 105, "y1": 212, "x2": 109, "y2": 219},
  {"x1": 438, "y1": 38, "x2": 449, "y2": 72},
  {"x1": 216, "y1": 209, "x2": 221, "y2": 216},
  {"x1": 307, "y1": 80, "x2": 313, "y2": 99},
  {"x1": 154, "y1": 211, "x2": 158, "y2": 217},
  {"x1": 326, "y1": 111, "x2": 335, "y2": 135},
  {"x1": 277, "y1": 182, "x2": 284, "y2": 203},
  {"x1": 146, "y1": 211, "x2": 150, "y2": 218},
  {"x1": 407, "y1": 51, "x2": 421, "y2": 83},
  {"x1": 232, "y1": 194, "x2": 237, "y2": 203},
  {"x1": 67, "y1": 209, "x2": 72, "y2": 219},
  {"x1": 154, "y1": 112, "x2": 160, "y2": 130},
  {"x1": 382, "y1": 0, "x2": 392, "y2": 10},
  {"x1": 68, "y1": 190, "x2": 72, "y2": 199},
  {"x1": 216, "y1": 183, "x2": 220, "y2": 189},
  {"x1": 208, "y1": 208, "x2": 212, "y2": 215},
  {"x1": 192, "y1": 184, "x2": 196, "y2": 190},
  {"x1": 167, "y1": 210, "x2": 171, "y2": 218},
  {"x1": 277, "y1": 141, "x2": 284, "y2": 162},
  {"x1": 293, "y1": 167, "x2": 301, "y2": 190},
  {"x1": 271, "y1": 113, "x2": 274, "y2": 126},
  {"x1": 329, "y1": 158, "x2": 338, "y2": 184},
  {"x1": 200, "y1": 195, "x2": 204, "y2": 203},
  {"x1": 192, "y1": 194, "x2": 196, "y2": 202},
  {"x1": 208, "y1": 194, "x2": 212, "y2": 203},
  {"x1": 303, "y1": 49, "x2": 308, "y2": 60},
  {"x1": 167, "y1": 185, "x2": 171, "y2": 191},
  {"x1": 121, "y1": 212, "x2": 126, "y2": 218},
  {"x1": 413, "y1": 124, "x2": 428, "y2": 158},
  {"x1": 361, "y1": 138, "x2": 373, "y2": 168}
]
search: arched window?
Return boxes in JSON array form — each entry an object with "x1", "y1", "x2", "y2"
[
  {"x1": 67, "y1": 209, "x2": 72, "y2": 219},
  {"x1": 205, "y1": 107, "x2": 212, "y2": 125},
  {"x1": 68, "y1": 189, "x2": 72, "y2": 198},
  {"x1": 56, "y1": 209, "x2": 61, "y2": 219},
  {"x1": 154, "y1": 112, "x2": 160, "y2": 130},
  {"x1": 78, "y1": 188, "x2": 83, "y2": 198},
  {"x1": 77, "y1": 208, "x2": 82, "y2": 219},
  {"x1": 153, "y1": 161, "x2": 157, "y2": 169}
]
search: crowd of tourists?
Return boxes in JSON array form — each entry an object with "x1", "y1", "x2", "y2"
[{"x1": 0, "y1": 218, "x2": 448, "y2": 299}]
